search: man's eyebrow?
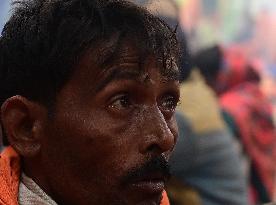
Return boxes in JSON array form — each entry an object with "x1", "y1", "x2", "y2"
[{"x1": 95, "y1": 67, "x2": 141, "y2": 92}]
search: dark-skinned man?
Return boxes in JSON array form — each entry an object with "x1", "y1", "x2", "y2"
[{"x1": 0, "y1": 0, "x2": 181, "y2": 204}]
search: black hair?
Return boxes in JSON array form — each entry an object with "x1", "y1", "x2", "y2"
[
  {"x1": 134, "y1": 0, "x2": 191, "y2": 81},
  {"x1": 192, "y1": 45, "x2": 222, "y2": 83},
  {"x1": 0, "y1": 0, "x2": 179, "y2": 107},
  {"x1": 162, "y1": 16, "x2": 191, "y2": 82},
  {"x1": 0, "y1": 0, "x2": 179, "y2": 145}
]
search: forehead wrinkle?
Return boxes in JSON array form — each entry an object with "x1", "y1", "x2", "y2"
[
  {"x1": 91, "y1": 33, "x2": 121, "y2": 67},
  {"x1": 75, "y1": 37, "x2": 141, "y2": 89},
  {"x1": 99, "y1": 35, "x2": 143, "y2": 70},
  {"x1": 85, "y1": 44, "x2": 179, "y2": 94},
  {"x1": 88, "y1": 44, "x2": 144, "y2": 94},
  {"x1": 94, "y1": 66, "x2": 142, "y2": 93},
  {"x1": 115, "y1": 56, "x2": 140, "y2": 64}
]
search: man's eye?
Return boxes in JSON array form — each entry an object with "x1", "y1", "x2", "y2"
[
  {"x1": 159, "y1": 95, "x2": 178, "y2": 113},
  {"x1": 109, "y1": 94, "x2": 132, "y2": 110}
]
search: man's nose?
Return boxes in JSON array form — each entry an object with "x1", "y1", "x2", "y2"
[{"x1": 139, "y1": 105, "x2": 175, "y2": 155}]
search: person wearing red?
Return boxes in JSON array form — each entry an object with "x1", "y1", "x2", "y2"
[{"x1": 195, "y1": 45, "x2": 276, "y2": 204}]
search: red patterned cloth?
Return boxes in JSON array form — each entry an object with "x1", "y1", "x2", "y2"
[
  {"x1": 218, "y1": 45, "x2": 276, "y2": 201},
  {"x1": 220, "y1": 82, "x2": 276, "y2": 197}
]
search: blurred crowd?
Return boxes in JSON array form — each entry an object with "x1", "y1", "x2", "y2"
[
  {"x1": 2, "y1": 0, "x2": 276, "y2": 204},
  {"x1": 132, "y1": 0, "x2": 276, "y2": 205}
]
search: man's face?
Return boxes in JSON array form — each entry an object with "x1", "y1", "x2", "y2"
[{"x1": 40, "y1": 42, "x2": 180, "y2": 205}]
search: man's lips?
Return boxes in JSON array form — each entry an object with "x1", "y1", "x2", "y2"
[
  {"x1": 128, "y1": 172, "x2": 168, "y2": 194},
  {"x1": 122, "y1": 155, "x2": 171, "y2": 196}
]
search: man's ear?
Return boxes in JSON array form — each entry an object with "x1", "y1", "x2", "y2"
[{"x1": 1, "y1": 95, "x2": 47, "y2": 157}]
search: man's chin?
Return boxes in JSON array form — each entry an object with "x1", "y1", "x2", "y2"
[
  {"x1": 121, "y1": 187, "x2": 163, "y2": 205},
  {"x1": 136, "y1": 193, "x2": 163, "y2": 205}
]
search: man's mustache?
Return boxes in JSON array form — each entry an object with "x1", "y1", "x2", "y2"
[{"x1": 122, "y1": 155, "x2": 171, "y2": 184}]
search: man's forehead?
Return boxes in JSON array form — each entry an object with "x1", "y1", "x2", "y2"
[
  {"x1": 76, "y1": 38, "x2": 179, "y2": 87},
  {"x1": 100, "y1": 53, "x2": 179, "y2": 84},
  {"x1": 103, "y1": 41, "x2": 179, "y2": 79}
]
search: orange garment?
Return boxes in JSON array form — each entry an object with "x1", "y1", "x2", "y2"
[
  {"x1": 0, "y1": 146, "x2": 170, "y2": 205},
  {"x1": 0, "y1": 146, "x2": 20, "y2": 205},
  {"x1": 161, "y1": 190, "x2": 170, "y2": 205}
]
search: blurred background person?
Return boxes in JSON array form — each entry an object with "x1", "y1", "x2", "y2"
[
  {"x1": 173, "y1": 62, "x2": 248, "y2": 205},
  {"x1": 176, "y1": 0, "x2": 276, "y2": 125},
  {"x1": 195, "y1": 45, "x2": 276, "y2": 204}
]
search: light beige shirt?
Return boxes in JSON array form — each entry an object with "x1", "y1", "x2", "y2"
[{"x1": 19, "y1": 173, "x2": 58, "y2": 205}]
